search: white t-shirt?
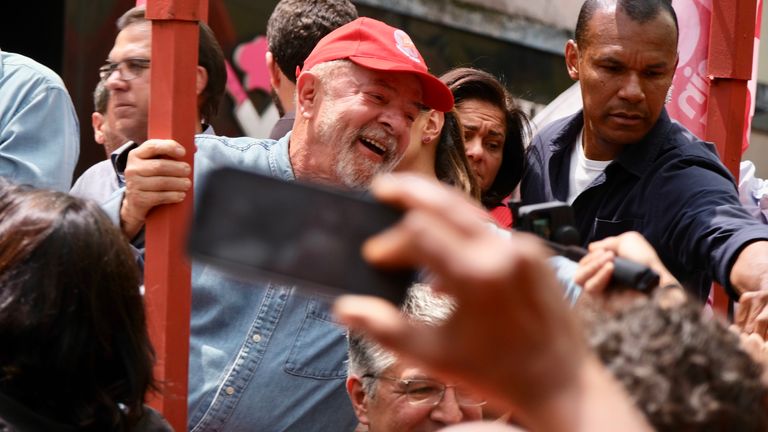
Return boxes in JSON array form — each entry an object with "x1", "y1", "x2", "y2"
[{"x1": 567, "y1": 129, "x2": 611, "y2": 204}]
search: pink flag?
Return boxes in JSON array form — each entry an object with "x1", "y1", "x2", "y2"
[
  {"x1": 667, "y1": 0, "x2": 712, "y2": 140},
  {"x1": 668, "y1": 0, "x2": 762, "y2": 153}
]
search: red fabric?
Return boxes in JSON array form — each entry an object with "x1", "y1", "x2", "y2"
[
  {"x1": 299, "y1": 17, "x2": 454, "y2": 112},
  {"x1": 489, "y1": 204, "x2": 514, "y2": 229}
]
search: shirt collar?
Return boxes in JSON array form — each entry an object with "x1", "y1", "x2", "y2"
[
  {"x1": 552, "y1": 109, "x2": 673, "y2": 178},
  {"x1": 270, "y1": 131, "x2": 296, "y2": 181}
]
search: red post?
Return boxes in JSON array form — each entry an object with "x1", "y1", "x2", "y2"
[
  {"x1": 143, "y1": 0, "x2": 206, "y2": 430},
  {"x1": 705, "y1": 0, "x2": 757, "y2": 315}
]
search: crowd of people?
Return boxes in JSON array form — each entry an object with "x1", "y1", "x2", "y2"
[{"x1": 1, "y1": 0, "x2": 768, "y2": 430}]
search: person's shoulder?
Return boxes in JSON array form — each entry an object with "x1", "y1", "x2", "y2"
[
  {"x1": 1, "y1": 50, "x2": 66, "y2": 90},
  {"x1": 192, "y1": 134, "x2": 284, "y2": 176},
  {"x1": 195, "y1": 134, "x2": 276, "y2": 153},
  {"x1": 661, "y1": 121, "x2": 728, "y2": 167},
  {"x1": 530, "y1": 113, "x2": 581, "y2": 150}
]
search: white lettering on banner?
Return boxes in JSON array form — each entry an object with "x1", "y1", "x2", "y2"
[
  {"x1": 668, "y1": 0, "x2": 712, "y2": 138},
  {"x1": 678, "y1": 60, "x2": 708, "y2": 124}
]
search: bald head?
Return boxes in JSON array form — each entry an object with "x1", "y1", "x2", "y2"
[{"x1": 575, "y1": 0, "x2": 679, "y2": 48}]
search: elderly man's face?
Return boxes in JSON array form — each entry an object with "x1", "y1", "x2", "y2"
[
  {"x1": 312, "y1": 64, "x2": 423, "y2": 188},
  {"x1": 349, "y1": 364, "x2": 483, "y2": 432},
  {"x1": 566, "y1": 7, "x2": 678, "y2": 156}
]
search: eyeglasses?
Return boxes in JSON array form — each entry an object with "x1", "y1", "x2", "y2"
[
  {"x1": 363, "y1": 374, "x2": 486, "y2": 407},
  {"x1": 99, "y1": 58, "x2": 151, "y2": 81}
]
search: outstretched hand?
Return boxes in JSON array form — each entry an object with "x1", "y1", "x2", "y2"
[
  {"x1": 333, "y1": 174, "x2": 652, "y2": 431},
  {"x1": 574, "y1": 232, "x2": 679, "y2": 297}
]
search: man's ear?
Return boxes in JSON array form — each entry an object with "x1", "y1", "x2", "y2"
[
  {"x1": 565, "y1": 40, "x2": 580, "y2": 81},
  {"x1": 92, "y1": 112, "x2": 106, "y2": 145},
  {"x1": 266, "y1": 51, "x2": 281, "y2": 90},
  {"x1": 346, "y1": 376, "x2": 371, "y2": 426},
  {"x1": 195, "y1": 65, "x2": 208, "y2": 97},
  {"x1": 422, "y1": 110, "x2": 444, "y2": 144},
  {"x1": 296, "y1": 71, "x2": 320, "y2": 120}
]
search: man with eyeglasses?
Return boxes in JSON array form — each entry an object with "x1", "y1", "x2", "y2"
[
  {"x1": 71, "y1": 5, "x2": 225, "y2": 209},
  {"x1": 347, "y1": 284, "x2": 485, "y2": 431}
]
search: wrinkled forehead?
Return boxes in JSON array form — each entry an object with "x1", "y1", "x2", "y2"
[
  {"x1": 355, "y1": 65, "x2": 425, "y2": 109},
  {"x1": 109, "y1": 21, "x2": 152, "y2": 60}
]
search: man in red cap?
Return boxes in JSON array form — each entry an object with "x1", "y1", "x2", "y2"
[{"x1": 108, "y1": 17, "x2": 453, "y2": 431}]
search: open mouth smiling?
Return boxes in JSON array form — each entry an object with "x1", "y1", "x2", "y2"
[{"x1": 359, "y1": 136, "x2": 387, "y2": 157}]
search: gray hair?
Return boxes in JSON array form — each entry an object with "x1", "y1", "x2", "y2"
[
  {"x1": 347, "y1": 284, "x2": 456, "y2": 394},
  {"x1": 93, "y1": 80, "x2": 109, "y2": 114}
]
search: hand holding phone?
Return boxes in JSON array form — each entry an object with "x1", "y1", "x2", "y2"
[{"x1": 187, "y1": 167, "x2": 415, "y2": 304}]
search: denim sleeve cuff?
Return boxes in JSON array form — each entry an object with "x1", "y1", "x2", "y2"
[{"x1": 548, "y1": 255, "x2": 582, "y2": 305}]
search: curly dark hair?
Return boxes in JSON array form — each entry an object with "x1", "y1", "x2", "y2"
[
  {"x1": 440, "y1": 67, "x2": 529, "y2": 208},
  {"x1": 267, "y1": 0, "x2": 358, "y2": 84},
  {"x1": 0, "y1": 180, "x2": 155, "y2": 430},
  {"x1": 584, "y1": 290, "x2": 768, "y2": 431}
]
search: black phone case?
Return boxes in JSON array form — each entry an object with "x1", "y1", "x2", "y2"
[{"x1": 187, "y1": 167, "x2": 414, "y2": 304}]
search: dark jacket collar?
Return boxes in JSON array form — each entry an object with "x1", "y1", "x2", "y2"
[
  {"x1": 549, "y1": 108, "x2": 674, "y2": 178},
  {"x1": 614, "y1": 109, "x2": 674, "y2": 177}
]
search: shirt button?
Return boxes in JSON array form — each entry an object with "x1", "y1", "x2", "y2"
[
  {"x1": 225, "y1": 386, "x2": 235, "y2": 395},
  {"x1": 252, "y1": 334, "x2": 262, "y2": 343}
]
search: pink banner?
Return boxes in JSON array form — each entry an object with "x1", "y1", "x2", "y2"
[
  {"x1": 667, "y1": 0, "x2": 712, "y2": 140},
  {"x1": 668, "y1": 0, "x2": 762, "y2": 153}
]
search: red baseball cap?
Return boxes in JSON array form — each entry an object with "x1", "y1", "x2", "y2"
[{"x1": 300, "y1": 17, "x2": 454, "y2": 112}]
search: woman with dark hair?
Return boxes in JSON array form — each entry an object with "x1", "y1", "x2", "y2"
[
  {"x1": 0, "y1": 180, "x2": 169, "y2": 431},
  {"x1": 397, "y1": 107, "x2": 480, "y2": 200},
  {"x1": 440, "y1": 67, "x2": 529, "y2": 227}
]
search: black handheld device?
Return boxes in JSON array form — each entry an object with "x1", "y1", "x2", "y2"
[
  {"x1": 511, "y1": 201, "x2": 660, "y2": 292},
  {"x1": 187, "y1": 167, "x2": 415, "y2": 304}
]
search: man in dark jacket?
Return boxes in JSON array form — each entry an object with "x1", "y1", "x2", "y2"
[{"x1": 521, "y1": 0, "x2": 768, "y2": 335}]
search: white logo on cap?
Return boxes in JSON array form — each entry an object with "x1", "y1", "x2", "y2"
[{"x1": 394, "y1": 29, "x2": 421, "y2": 64}]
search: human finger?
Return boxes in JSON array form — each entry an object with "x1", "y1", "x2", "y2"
[
  {"x1": 583, "y1": 261, "x2": 615, "y2": 294},
  {"x1": 130, "y1": 139, "x2": 187, "y2": 159},
  {"x1": 755, "y1": 307, "x2": 768, "y2": 340},
  {"x1": 574, "y1": 250, "x2": 614, "y2": 287},
  {"x1": 333, "y1": 294, "x2": 424, "y2": 357},
  {"x1": 126, "y1": 158, "x2": 191, "y2": 179},
  {"x1": 370, "y1": 174, "x2": 491, "y2": 236},
  {"x1": 736, "y1": 292, "x2": 761, "y2": 334},
  {"x1": 127, "y1": 175, "x2": 192, "y2": 193}
]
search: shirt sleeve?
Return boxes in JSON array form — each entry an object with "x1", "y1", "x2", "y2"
[
  {"x1": 0, "y1": 83, "x2": 80, "y2": 192},
  {"x1": 650, "y1": 156, "x2": 768, "y2": 299}
]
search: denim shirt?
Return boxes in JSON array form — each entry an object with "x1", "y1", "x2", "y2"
[
  {"x1": 0, "y1": 50, "x2": 79, "y2": 192},
  {"x1": 102, "y1": 133, "x2": 357, "y2": 431},
  {"x1": 521, "y1": 110, "x2": 768, "y2": 301}
]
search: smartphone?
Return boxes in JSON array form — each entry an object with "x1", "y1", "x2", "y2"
[{"x1": 187, "y1": 167, "x2": 414, "y2": 304}]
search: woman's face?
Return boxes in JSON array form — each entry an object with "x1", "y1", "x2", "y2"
[{"x1": 456, "y1": 99, "x2": 506, "y2": 192}]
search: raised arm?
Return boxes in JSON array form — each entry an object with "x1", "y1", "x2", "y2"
[{"x1": 334, "y1": 174, "x2": 651, "y2": 432}]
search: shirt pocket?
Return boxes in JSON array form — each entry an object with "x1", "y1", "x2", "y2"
[
  {"x1": 592, "y1": 218, "x2": 643, "y2": 240},
  {"x1": 284, "y1": 296, "x2": 348, "y2": 379}
]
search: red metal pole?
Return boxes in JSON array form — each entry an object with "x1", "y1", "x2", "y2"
[
  {"x1": 143, "y1": 0, "x2": 206, "y2": 429},
  {"x1": 705, "y1": 0, "x2": 757, "y2": 315}
]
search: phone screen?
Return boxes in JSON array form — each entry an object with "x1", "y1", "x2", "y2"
[{"x1": 187, "y1": 167, "x2": 414, "y2": 304}]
